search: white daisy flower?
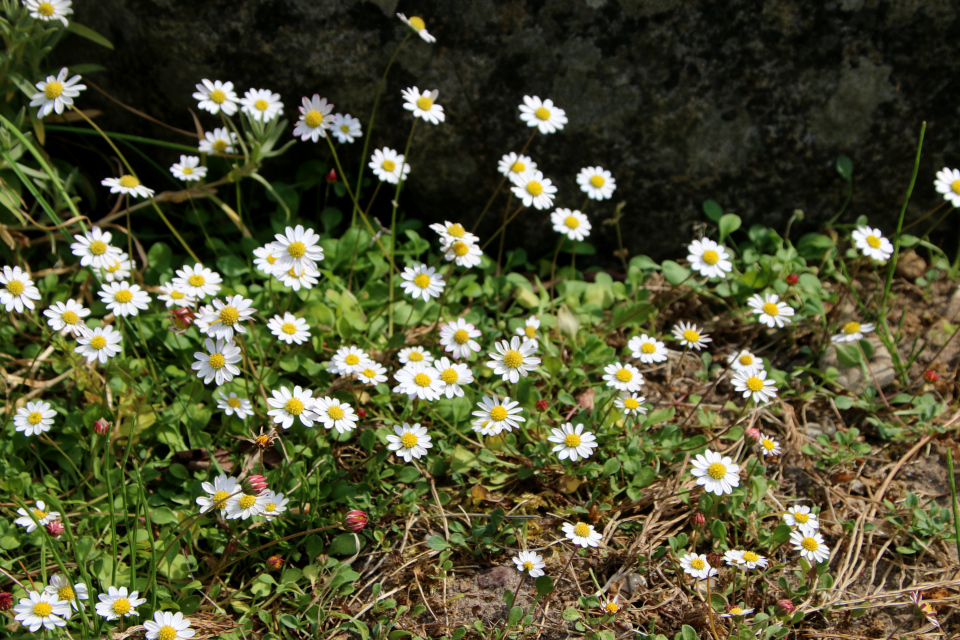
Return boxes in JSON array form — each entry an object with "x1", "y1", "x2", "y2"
[
  {"x1": 727, "y1": 350, "x2": 760, "y2": 373},
  {"x1": 14, "y1": 500, "x2": 60, "y2": 532},
  {"x1": 95, "y1": 586, "x2": 146, "y2": 621},
  {"x1": 614, "y1": 393, "x2": 647, "y2": 416},
  {"x1": 790, "y1": 530, "x2": 830, "y2": 564},
  {"x1": 311, "y1": 397, "x2": 358, "y2": 434},
  {"x1": 267, "y1": 385, "x2": 316, "y2": 429},
  {"x1": 689, "y1": 449, "x2": 740, "y2": 496},
  {"x1": 514, "y1": 316, "x2": 541, "y2": 345},
  {"x1": 672, "y1": 321, "x2": 712, "y2": 350},
  {"x1": 443, "y1": 238, "x2": 483, "y2": 268},
  {"x1": 253, "y1": 242, "x2": 282, "y2": 275},
  {"x1": 759, "y1": 435, "x2": 781, "y2": 457},
  {"x1": 687, "y1": 238, "x2": 733, "y2": 279},
  {"x1": 472, "y1": 395, "x2": 525, "y2": 436},
  {"x1": 512, "y1": 551, "x2": 546, "y2": 578},
  {"x1": 29, "y1": 67, "x2": 85, "y2": 116},
  {"x1": 330, "y1": 113, "x2": 362, "y2": 143},
  {"x1": 70, "y1": 226, "x2": 122, "y2": 270},
  {"x1": 747, "y1": 293, "x2": 795, "y2": 328},
  {"x1": 934, "y1": 167, "x2": 960, "y2": 207},
  {"x1": 216, "y1": 390, "x2": 253, "y2": 419},
  {"x1": 498, "y1": 152, "x2": 536, "y2": 178},
  {"x1": 783, "y1": 506, "x2": 819, "y2": 534},
  {"x1": 723, "y1": 549, "x2": 745, "y2": 566},
  {"x1": 196, "y1": 474, "x2": 238, "y2": 514},
  {"x1": 100, "y1": 251, "x2": 132, "y2": 282},
  {"x1": 14, "y1": 400, "x2": 56, "y2": 437},
  {"x1": 74, "y1": 325, "x2": 122, "y2": 364},
  {"x1": 144, "y1": 610, "x2": 195, "y2": 640},
  {"x1": 157, "y1": 284, "x2": 196, "y2": 309},
  {"x1": 721, "y1": 606, "x2": 754, "y2": 618},
  {"x1": 548, "y1": 423, "x2": 597, "y2": 462},
  {"x1": 191, "y1": 338, "x2": 242, "y2": 386},
  {"x1": 439, "y1": 318, "x2": 482, "y2": 360},
  {"x1": 518, "y1": 95, "x2": 567, "y2": 134},
  {"x1": 429, "y1": 221, "x2": 479, "y2": 246},
  {"x1": 240, "y1": 88, "x2": 283, "y2": 122},
  {"x1": 275, "y1": 264, "x2": 320, "y2": 290},
  {"x1": 602, "y1": 362, "x2": 644, "y2": 392},
  {"x1": 386, "y1": 422, "x2": 433, "y2": 462},
  {"x1": 192, "y1": 79, "x2": 239, "y2": 116},
  {"x1": 294, "y1": 94, "x2": 334, "y2": 142},
  {"x1": 852, "y1": 226, "x2": 894, "y2": 262},
  {"x1": 170, "y1": 155, "x2": 207, "y2": 182},
  {"x1": 831, "y1": 320, "x2": 875, "y2": 343},
  {"x1": 679, "y1": 553, "x2": 716, "y2": 579},
  {"x1": 357, "y1": 361, "x2": 389, "y2": 386},
  {"x1": 369, "y1": 147, "x2": 410, "y2": 184},
  {"x1": 402, "y1": 86, "x2": 445, "y2": 124},
  {"x1": 172, "y1": 263, "x2": 222, "y2": 299},
  {"x1": 510, "y1": 169, "x2": 557, "y2": 210},
  {"x1": 330, "y1": 345, "x2": 373, "y2": 376},
  {"x1": 397, "y1": 13, "x2": 436, "y2": 43},
  {"x1": 45, "y1": 574, "x2": 87, "y2": 612},
  {"x1": 13, "y1": 590, "x2": 70, "y2": 632},
  {"x1": 434, "y1": 356, "x2": 474, "y2": 398},
  {"x1": 198, "y1": 127, "x2": 237, "y2": 154},
  {"x1": 225, "y1": 489, "x2": 269, "y2": 520},
  {"x1": 260, "y1": 490, "x2": 289, "y2": 521},
  {"x1": 400, "y1": 263, "x2": 445, "y2": 301},
  {"x1": 194, "y1": 304, "x2": 215, "y2": 335},
  {"x1": 24, "y1": 0, "x2": 72, "y2": 26},
  {"x1": 99, "y1": 281, "x2": 151, "y2": 317},
  {"x1": 628, "y1": 334, "x2": 669, "y2": 364},
  {"x1": 731, "y1": 368, "x2": 778, "y2": 404},
  {"x1": 487, "y1": 336, "x2": 540, "y2": 384},
  {"x1": 0, "y1": 265, "x2": 41, "y2": 312},
  {"x1": 273, "y1": 224, "x2": 324, "y2": 277},
  {"x1": 562, "y1": 521, "x2": 602, "y2": 548},
  {"x1": 101, "y1": 175, "x2": 154, "y2": 199},
  {"x1": 738, "y1": 550, "x2": 768, "y2": 569},
  {"x1": 201, "y1": 295, "x2": 256, "y2": 341},
  {"x1": 576, "y1": 166, "x2": 616, "y2": 200},
  {"x1": 550, "y1": 208, "x2": 591, "y2": 241},
  {"x1": 393, "y1": 363, "x2": 444, "y2": 401},
  {"x1": 44, "y1": 299, "x2": 90, "y2": 336},
  {"x1": 267, "y1": 312, "x2": 310, "y2": 345}
]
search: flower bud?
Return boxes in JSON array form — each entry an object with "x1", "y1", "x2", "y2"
[
  {"x1": 0, "y1": 592, "x2": 13, "y2": 611},
  {"x1": 357, "y1": 409, "x2": 367, "y2": 419},
  {"x1": 46, "y1": 521, "x2": 64, "y2": 538},
  {"x1": 266, "y1": 555, "x2": 283, "y2": 570},
  {"x1": 242, "y1": 474, "x2": 268, "y2": 495},
  {"x1": 706, "y1": 552, "x2": 723, "y2": 570},
  {"x1": 786, "y1": 273, "x2": 799, "y2": 286},
  {"x1": 94, "y1": 418, "x2": 111, "y2": 436},
  {"x1": 745, "y1": 427, "x2": 762, "y2": 441},
  {"x1": 325, "y1": 169, "x2": 337, "y2": 183},
  {"x1": 691, "y1": 512, "x2": 706, "y2": 526},
  {"x1": 224, "y1": 541, "x2": 237, "y2": 557},
  {"x1": 924, "y1": 370, "x2": 940, "y2": 383},
  {"x1": 536, "y1": 400, "x2": 548, "y2": 411},
  {"x1": 168, "y1": 307, "x2": 195, "y2": 334},
  {"x1": 777, "y1": 599, "x2": 796, "y2": 615},
  {"x1": 345, "y1": 509, "x2": 368, "y2": 532}
]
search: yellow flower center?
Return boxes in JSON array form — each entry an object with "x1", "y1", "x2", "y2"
[
  {"x1": 453, "y1": 329, "x2": 469, "y2": 344},
  {"x1": 265, "y1": 502, "x2": 276, "y2": 512},
  {"x1": 57, "y1": 586, "x2": 74, "y2": 601},
  {"x1": 219, "y1": 306, "x2": 240, "y2": 325},
  {"x1": 923, "y1": 603, "x2": 935, "y2": 615},
  {"x1": 794, "y1": 512, "x2": 809, "y2": 524},
  {"x1": 32, "y1": 602, "x2": 53, "y2": 617},
  {"x1": 33, "y1": 508, "x2": 47, "y2": 519},
  {"x1": 503, "y1": 350, "x2": 524, "y2": 369},
  {"x1": 238, "y1": 494, "x2": 256, "y2": 509},
  {"x1": 170, "y1": 290, "x2": 184, "y2": 300},
  {"x1": 304, "y1": 110, "x2": 323, "y2": 128},
  {"x1": 746, "y1": 376, "x2": 765, "y2": 392},
  {"x1": 605, "y1": 602, "x2": 619, "y2": 613},
  {"x1": 44, "y1": 81, "x2": 63, "y2": 100},
  {"x1": 590, "y1": 175, "x2": 605, "y2": 188},
  {"x1": 489, "y1": 406, "x2": 508, "y2": 422},
  {"x1": 106, "y1": 261, "x2": 121, "y2": 273},
  {"x1": 285, "y1": 398, "x2": 304, "y2": 415},
  {"x1": 707, "y1": 462, "x2": 727, "y2": 480},
  {"x1": 266, "y1": 254, "x2": 276, "y2": 264},
  {"x1": 413, "y1": 274, "x2": 431, "y2": 289},
  {"x1": 739, "y1": 354, "x2": 754, "y2": 365},
  {"x1": 327, "y1": 405, "x2": 345, "y2": 420},
  {"x1": 281, "y1": 322, "x2": 297, "y2": 335},
  {"x1": 866, "y1": 235, "x2": 881, "y2": 249},
  {"x1": 409, "y1": 352, "x2": 424, "y2": 362},
  {"x1": 158, "y1": 625, "x2": 179, "y2": 640},
  {"x1": 382, "y1": 159, "x2": 396, "y2": 172},
  {"x1": 188, "y1": 274, "x2": 205, "y2": 287},
  {"x1": 843, "y1": 321, "x2": 861, "y2": 335},
  {"x1": 564, "y1": 433, "x2": 582, "y2": 447},
  {"x1": 90, "y1": 335, "x2": 107, "y2": 350},
  {"x1": 573, "y1": 522, "x2": 591, "y2": 538},
  {"x1": 525, "y1": 181, "x2": 543, "y2": 196},
  {"x1": 362, "y1": 368, "x2": 377, "y2": 379},
  {"x1": 27, "y1": 411, "x2": 43, "y2": 425},
  {"x1": 640, "y1": 342, "x2": 656, "y2": 354},
  {"x1": 114, "y1": 289, "x2": 133, "y2": 303},
  {"x1": 762, "y1": 439, "x2": 776, "y2": 451},
  {"x1": 6, "y1": 280, "x2": 24, "y2": 296},
  {"x1": 112, "y1": 597, "x2": 131, "y2": 615},
  {"x1": 414, "y1": 373, "x2": 432, "y2": 387},
  {"x1": 207, "y1": 353, "x2": 226, "y2": 369},
  {"x1": 38, "y1": 2, "x2": 55, "y2": 16},
  {"x1": 690, "y1": 558, "x2": 705, "y2": 570},
  {"x1": 401, "y1": 432, "x2": 419, "y2": 448},
  {"x1": 212, "y1": 490, "x2": 229, "y2": 506},
  {"x1": 683, "y1": 329, "x2": 700, "y2": 343},
  {"x1": 534, "y1": 106, "x2": 551, "y2": 120},
  {"x1": 344, "y1": 354, "x2": 361, "y2": 366},
  {"x1": 181, "y1": 166, "x2": 194, "y2": 175},
  {"x1": 89, "y1": 240, "x2": 109, "y2": 256},
  {"x1": 416, "y1": 96, "x2": 434, "y2": 111},
  {"x1": 564, "y1": 215, "x2": 580, "y2": 229},
  {"x1": 448, "y1": 223, "x2": 465, "y2": 238},
  {"x1": 801, "y1": 537, "x2": 819, "y2": 551},
  {"x1": 511, "y1": 161, "x2": 525, "y2": 173},
  {"x1": 408, "y1": 16, "x2": 426, "y2": 30},
  {"x1": 255, "y1": 435, "x2": 270, "y2": 447},
  {"x1": 440, "y1": 368, "x2": 459, "y2": 384},
  {"x1": 742, "y1": 551, "x2": 759, "y2": 563},
  {"x1": 341, "y1": 124, "x2": 350, "y2": 132},
  {"x1": 729, "y1": 607, "x2": 744, "y2": 615},
  {"x1": 209, "y1": 89, "x2": 226, "y2": 104},
  {"x1": 227, "y1": 397, "x2": 241, "y2": 408},
  {"x1": 525, "y1": 325, "x2": 537, "y2": 338},
  {"x1": 254, "y1": 99, "x2": 269, "y2": 111},
  {"x1": 623, "y1": 398, "x2": 640, "y2": 410},
  {"x1": 452, "y1": 241, "x2": 470, "y2": 256},
  {"x1": 615, "y1": 368, "x2": 633, "y2": 382},
  {"x1": 287, "y1": 241, "x2": 307, "y2": 258},
  {"x1": 522, "y1": 561, "x2": 534, "y2": 571},
  {"x1": 213, "y1": 139, "x2": 228, "y2": 152},
  {"x1": 118, "y1": 175, "x2": 140, "y2": 188},
  {"x1": 952, "y1": 179, "x2": 960, "y2": 195},
  {"x1": 762, "y1": 302, "x2": 780, "y2": 316},
  {"x1": 702, "y1": 249, "x2": 720, "y2": 265}
]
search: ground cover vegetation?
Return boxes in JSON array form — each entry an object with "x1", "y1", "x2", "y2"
[{"x1": 1, "y1": 2, "x2": 959, "y2": 639}]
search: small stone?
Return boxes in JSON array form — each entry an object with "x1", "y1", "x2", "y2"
[{"x1": 477, "y1": 565, "x2": 515, "y2": 589}]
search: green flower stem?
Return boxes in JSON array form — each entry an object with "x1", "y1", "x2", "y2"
[
  {"x1": 388, "y1": 119, "x2": 419, "y2": 336},
  {"x1": 347, "y1": 180, "x2": 383, "y2": 291},
  {"x1": 472, "y1": 129, "x2": 538, "y2": 232}
]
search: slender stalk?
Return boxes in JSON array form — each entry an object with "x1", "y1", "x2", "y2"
[
  {"x1": 388, "y1": 119, "x2": 418, "y2": 336},
  {"x1": 472, "y1": 130, "x2": 537, "y2": 232},
  {"x1": 947, "y1": 449, "x2": 960, "y2": 564}
]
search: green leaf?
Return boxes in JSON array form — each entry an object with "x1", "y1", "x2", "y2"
[
  {"x1": 216, "y1": 255, "x2": 248, "y2": 277},
  {"x1": 279, "y1": 614, "x2": 300, "y2": 629},
  {"x1": 66, "y1": 21, "x2": 114, "y2": 49},
  {"x1": 427, "y1": 536, "x2": 450, "y2": 551},
  {"x1": 770, "y1": 524, "x2": 793, "y2": 544},
  {"x1": 680, "y1": 625, "x2": 699, "y2": 640},
  {"x1": 702, "y1": 199, "x2": 723, "y2": 222},
  {"x1": 718, "y1": 213, "x2": 741, "y2": 242},
  {"x1": 149, "y1": 507, "x2": 179, "y2": 525},
  {"x1": 328, "y1": 533, "x2": 361, "y2": 556},
  {"x1": 534, "y1": 575, "x2": 555, "y2": 597},
  {"x1": 562, "y1": 607, "x2": 580, "y2": 621},
  {"x1": 661, "y1": 260, "x2": 690, "y2": 285},
  {"x1": 507, "y1": 606, "x2": 524, "y2": 627},
  {"x1": 835, "y1": 343, "x2": 861, "y2": 368},
  {"x1": 836, "y1": 155, "x2": 853, "y2": 181},
  {"x1": 602, "y1": 458, "x2": 620, "y2": 477}
]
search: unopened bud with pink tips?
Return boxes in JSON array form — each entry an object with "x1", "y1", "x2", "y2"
[{"x1": 345, "y1": 509, "x2": 368, "y2": 532}]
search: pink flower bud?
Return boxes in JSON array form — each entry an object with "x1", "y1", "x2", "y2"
[
  {"x1": 326, "y1": 169, "x2": 337, "y2": 183},
  {"x1": 266, "y1": 555, "x2": 283, "y2": 570},
  {"x1": 0, "y1": 592, "x2": 12, "y2": 611},
  {"x1": 924, "y1": 370, "x2": 940, "y2": 383},
  {"x1": 691, "y1": 512, "x2": 706, "y2": 526},
  {"x1": 94, "y1": 418, "x2": 111, "y2": 436},
  {"x1": 242, "y1": 474, "x2": 268, "y2": 495},
  {"x1": 786, "y1": 273, "x2": 799, "y2": 286},
  {"x1": 745, "y1": 427, "x2": 762, "y2": 441},
  {"x1": 46, "y1": 521, "x2": 64, "y2": 538},
  {"x1": 345, "y1": 509, "x2": 368, "y2": 532},
  {"x1": 777, "y1": 599, "x2": 796, "y2": 614},
  {"x1": 225, "y1": 541, "x2": 237, "y2": 557},
  {"x1": 536, "y1": 400, "x2": 548, "y2": 411},
  {"x1": 357, "y1": 409, "x2": 367, "y2": 419}
]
